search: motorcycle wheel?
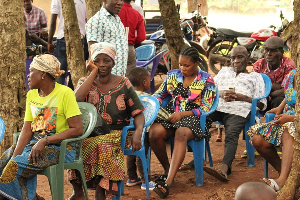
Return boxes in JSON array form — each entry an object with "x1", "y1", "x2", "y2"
[
  {"x1": 208, "y1": 43, "x2": 231, "y2": 75},
  {"x1": 199, "y1": 53, "x2": 208, "y2": 72}
]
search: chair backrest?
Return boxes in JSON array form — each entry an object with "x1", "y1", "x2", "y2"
[
  {"x1": 139, "y1": 96, "x2": 160, "y2": 127},
  {"x1": 247, "y1": 73, "x2": 272, "y2": 127},
  {"x1": 78, "y1": 102, "x2": 98, "y2": 136},
  {"x1": 0, "y1": 117, "x2": 5, "y2": 143},
  {"x1": 200, "y1": 89, "x2": 219, "y2": 131},
  {"x1": 137, "y1": 50, "x2": 167, "y2": 93},
  {"x1": 70, "y1": 102, "x2": 97, "y2": 160},
  {"x1": 136, "y1": 44, "x2": 156, "y2": 61}
]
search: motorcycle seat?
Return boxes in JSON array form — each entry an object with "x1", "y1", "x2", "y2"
[{"x1": 217, "y1": 28, "x2": 253, "y2": 38}]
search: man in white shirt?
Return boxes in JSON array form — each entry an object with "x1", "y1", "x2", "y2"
[
  {"x1": 203, "y1": 46, "x2": 267, "y2": 181},
  {"x1": 47, "y1": 0, "x2": 87, "y2": 87},
  {"x1": 130, "y1": 0, "x2": 144, "y2": 19}
]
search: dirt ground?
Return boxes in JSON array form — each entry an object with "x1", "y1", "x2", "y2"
[{"x1": 36, "y1": 127, "x2": 278, "y2": 200}]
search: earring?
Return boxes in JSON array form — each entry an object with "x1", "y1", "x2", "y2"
[{"x1": 42, "y1": 76, "x2": 44, "y2": 80}]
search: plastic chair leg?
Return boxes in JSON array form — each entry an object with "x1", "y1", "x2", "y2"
[
  {"x1": 188, "y1": 139, "x2": 204, "y2": 186},
  {"x1": 205, "y1": 140, "x2": 213, "y2": 167},
  {"x1": 140, "y1": 155, "x2": 150, "y2": 199},
  {"x1": 112, "y1": 181, "x2": 122, "y2": 200},
  {"x1": 77, "y1": 167, "x2": 89, "y2": 200},
  {"x1": 147, "y1": 147, "x2": 151, "y2": 175},
  {"x1": 264, "y1": 159, "x2": 269, "y2": 179},
  {"x1": 245, "y1": 133, "x2": 255, "y2": 167}
]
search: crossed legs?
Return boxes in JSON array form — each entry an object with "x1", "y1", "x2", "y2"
[{"x1": 252, "y1": 129, "x2": 294, "y2": 189}]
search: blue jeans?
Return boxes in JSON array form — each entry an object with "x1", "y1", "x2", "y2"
[{"x1": 55, "y1": 38, "x2": 68, "y2": 85}]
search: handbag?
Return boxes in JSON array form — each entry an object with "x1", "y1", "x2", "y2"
[{"x1": 89, "y1": 114, "x2": 111, "y2": 137}]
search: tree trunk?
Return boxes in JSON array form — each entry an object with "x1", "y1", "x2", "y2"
[
  {"x1": 187, "y1": 0, "x2": 208, "y2": 16},
  {"x1": 86, "y1": 0, "x2": 102, "y2": 20},
  {"x1": 158, "y1": 0, "x2": 186, "y2": 69},
  {"x1": 0, "y1": 0, "x2": 27, "y2": 153},
  {"x1": 277, "y1": 2, "x2": 300, "y2": 199},
  {"x1": 61, "y1": 0, "x2": 86, "y2": 87}
]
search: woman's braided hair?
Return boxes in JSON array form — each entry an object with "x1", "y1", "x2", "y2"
[{"x1": 179, "y1": 46, "x2": 200, "y2": 63}]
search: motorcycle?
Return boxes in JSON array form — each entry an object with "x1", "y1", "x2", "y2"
[
  {"x1": 144, "y1": 19, "x2": 208, "y2": 74},
  {"x1": 207, "y1": 11, "x2": 289, "y2": 74}
]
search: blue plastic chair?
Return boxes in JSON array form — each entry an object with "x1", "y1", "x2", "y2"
[
  {"x1": 137, "y1": 50, "x2": 167, "y2": 94},
  {"x1": 264, "y1": 112, "x2": 276, "y2": 178},
  {"x1": 244, "y1": 73, "x2": 272, "y2": 167},
  {"x1": 136, "y1": 44, "x2": 156, "y2": 61},
  {"x1": 212, "y1": 73, "x2": 271, "y2": 167},
  {"x1": 113, "y1": 96, "x2": 160, "y2": 200},
  {"x1": 163, "y1": 89, "x2": 219, "y2": 186},
  {"x1": 0, "y1": 117, "x2": 5, "y2": 143}
]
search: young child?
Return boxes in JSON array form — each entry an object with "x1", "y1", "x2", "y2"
[
  {"x1": 235, "y1": 182, "x2": 277, "y2": 200},
  {"x1": 126, "y1": 67, "x2": 155, "y2": 190}
]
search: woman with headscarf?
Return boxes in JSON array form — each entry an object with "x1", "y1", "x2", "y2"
[
  {"x1": 0, "y1": 54, "x2": 83, "y2": 200},
  {"x1": 68, "y1": 42, "x2": 145, "y2": 199}
]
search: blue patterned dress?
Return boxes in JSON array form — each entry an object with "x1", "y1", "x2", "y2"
[
  {"x1": 153, "y1": 68, "x2": 216, "y2": 140},
  {"x1": 247, "y1": 69, "x2": 296, "y2": 145}
]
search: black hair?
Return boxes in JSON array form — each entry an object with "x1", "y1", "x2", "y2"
[
  {"x1": 127, "y1": 67, "x2": 150, "y2": 87},
  {"x1": 179, "y1": 47, "x2": 200, "y2": 63}
]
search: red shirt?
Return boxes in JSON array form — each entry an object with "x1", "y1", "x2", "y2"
[
  {"x1": 252, "y1": 56, "x2": 296, "y2": 87},
  {"x1": 119, "y1": 2, "x2": 146, "y2": 45}
]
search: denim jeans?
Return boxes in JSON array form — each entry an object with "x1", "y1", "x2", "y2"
[
  {"x1": 207, "y1": 111, "x2": 250, "y2": 174},
  {"x1": 54, "y1": 38, "x2": 68, "y2": 85},
  {"x1": 54, "y1": 38, "x2": 88, "y2": 88}
]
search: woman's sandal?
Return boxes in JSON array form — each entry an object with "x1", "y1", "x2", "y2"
[
  {"x1": 262, "y1": 178, "x2": 280, "y2": 192},
  {"x1": 154, "y1": 181, "x2": 170, "y2": 198},
  {"x1": 155, "y1": 174, "x2": 167, "y2": 184}
]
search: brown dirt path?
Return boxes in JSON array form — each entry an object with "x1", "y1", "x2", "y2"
[{"x1": 36, "y1": 128, "x2": 278, "y2": 200}]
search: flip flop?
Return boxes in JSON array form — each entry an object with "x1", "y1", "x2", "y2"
[
  {"x1": 262, "y1": 178, "x2": 280, "y2": 192},
  {"x1": 203, "y1": 166, "x2": 229, "y2": 182},
  {"x1": 153, "y1": 182, "x2": 169, "y2": 198}
]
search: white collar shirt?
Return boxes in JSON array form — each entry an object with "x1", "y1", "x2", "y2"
[{"x1": 214, "y1": 67, "x2": 267, "y2": 118}]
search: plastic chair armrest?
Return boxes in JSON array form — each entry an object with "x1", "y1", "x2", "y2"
[
  {"x1": 265, "y1": 113, "x2": 276, "y2": 123},
  {"x1": 120, "y1": 125, "x2": 135, "y2": 150}
]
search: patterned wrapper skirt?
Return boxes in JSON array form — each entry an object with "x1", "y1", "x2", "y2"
[
  {"x1": 69, "y1": 130, "x2": 125, "y2": 197},
  {"x1": 0, "y1": 140, "x2": 75, "y2": 200},
  {"x1": 247, "y1": 121, "x2": 295, "y2": 146}
]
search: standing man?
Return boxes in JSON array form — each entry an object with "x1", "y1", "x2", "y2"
[
  {"x1": 119, "y1": 0, "x2": 146, "y2": 76},
  {"x1": 86, "y1": 0, "x2": 128, "y2": 76},
  {"x1": 48, "y1": 0, "x2": 87, "y2": 87},
  {"x1": 252, "y1": 36, "x2": 296, "y2": 110},
  {"x1": 130, "y1": 0, "x2": 144, "y2": 18},
  {"x1": 24, "y1": 0, "x2": 48, "y2": 42}
]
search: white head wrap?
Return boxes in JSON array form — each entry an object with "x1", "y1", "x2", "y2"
[
  {"x1": 90, "y1": 42, "x2": 117, "y2": 62},
  {"x1": 30, "y1": 54, "x2": 64, "y2": 79}
]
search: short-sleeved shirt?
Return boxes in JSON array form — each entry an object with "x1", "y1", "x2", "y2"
[
  {"x1": 50, "y1": 0, "x2": 87, "y2": 39},
  {"x1": 77, "y1": 76, "x2": 144, "y2": 130},
  {"x1": 119, "y1": 2, "x2": 146, "y2": 45},
  {"x1": 24, "y1": 5, "x2": 48, "y2": 35},
  {"x1": 24, "y1": 83, "x2": 81, "y2": 138},
  {"x1": 214, "y1": 67, "x2": 267, "y2": 118},
  {"x1": 86, "y1": 7, "x2": 128, "y2": 76},
  {"x1": 252, "y1": 56, "x2": 296, "y2": 87}
]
